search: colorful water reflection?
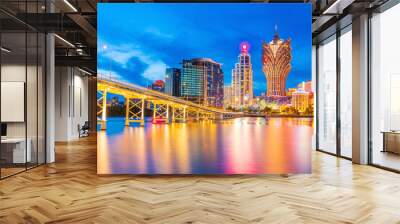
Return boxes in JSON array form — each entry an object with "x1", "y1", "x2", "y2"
[{"x1": 97, "y1": 117, "x2": 313, "y2": 174}]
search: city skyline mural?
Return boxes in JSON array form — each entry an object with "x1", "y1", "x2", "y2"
[{"x1": 97, "y1": 3, "x2": 313, "y2": 174}]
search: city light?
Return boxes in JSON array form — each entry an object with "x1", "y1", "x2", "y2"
[
  {"x1": 240, "y1": 42, "x2": 249, "y2": 53},
  {"x1": 97, "y1": 3, "x2": 313, "y2": 175},
  {"x1": 232, "y1": 42, "x2": 253, "y2": 108},
  {"x1": 262, "y1": 30, "x2": 291, "y2": 97}
]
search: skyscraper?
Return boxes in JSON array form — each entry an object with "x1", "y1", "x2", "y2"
[
  {"x1": 149, "y1": 80, "x2": 165, "y2": 92},
  {"x1": 262, "y1": 26, "x2": 292, "y2": 97},
  {"x1": 180, "y1": 58, "x2": 224, "y2": 107},
  {"x1": 165, "y1": 68, "x2": 181, "y2": 97},
  {"x1": 292, "y1": 90, "x2": 311, "y2": 113},
  {"x1": 232, "y1": 42, "x2": 253, "y2": 107},
  {"x1": 223, "y1": 85, "x2": 233, "y2": 108}
]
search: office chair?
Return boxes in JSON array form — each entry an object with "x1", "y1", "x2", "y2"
[{"x1": 78, "y1": 121, "x2": 90, "y2": 138}]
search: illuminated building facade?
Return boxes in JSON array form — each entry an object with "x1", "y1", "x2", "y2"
[
  {"x1": 165, "y1": 68, "x2": 181, "y2": 97},
  {"x1": 223, "y1": 85, "x2": 233, "y2": 108},
  {"x1": 232, "y1": 42, "x2": 253, "y2": 107},
  {"x1": 180, "y1": 58, "x2": 224, "y2": 107},
  {"x1": 298, "y1": 80, "x2": 312, "y2": 92},
  {"x1": 291, "y1": 82, "x2": 312, "y2": 113},
  {"x1": 286, "y1": 88, "x2": 297, "y2": 97},
  {"x1": 111, "y1": 96, "x2": 119, "y2": 106},
  {"x1": 149, "y1": 80, "x2": 165, "y2": 92},
  {"x1": 292, "y1": 91, "x2": 311, "y2": 113},
  {"x1": 262, "y1": 27, "x2": 292, "y2": 97}
]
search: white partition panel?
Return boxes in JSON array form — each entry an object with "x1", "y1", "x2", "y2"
[{"x1": 1, "y1": 82, "x2": 25, "y2": 122}]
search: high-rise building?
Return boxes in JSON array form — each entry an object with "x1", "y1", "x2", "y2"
[
  {"x1": 149, "y1": 80, "x2": 165, "y2": 92},
  {"x1": 292, "y1": 91, "x2": 311, "y2": 113},
  {"x1": 223, "y1": 85, "x2": 233, "y2": 108},
  {"x1": 292, "y1": 81, "x2": 312, "y2": 113},
  {"x1": 111, "y1": 96, "x2": 119, "y2": 107},
  {"x1": 286, "y1": 88, "x2": 297, "y2": 97},
  {"x1": 262, "y1": 26, "x2": 292, "y2": 97},
  {"x1": 165, "y1": 68, "x2": 181, "y2": 97},
  {"x1": 180, "y1": 58, "x2": 224, "y2": 107},
  {"x1": 232, "y1": 42, "x2": 253, "y2": 107},
  {"x1": 297, "y1": 80, "x2": 312, "y2": 93}
]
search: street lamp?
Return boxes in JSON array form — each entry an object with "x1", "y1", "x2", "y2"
[{"x1": 102, "y1": 44, "x2": 112, "y2": 80}]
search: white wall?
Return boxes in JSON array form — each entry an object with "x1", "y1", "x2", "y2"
[
  {"x1": 1, "y1": 63, "x2": 46, "y2": 164},
  {"x1": 0, "y1": 65, "x2": 41, "y2": 138},
  {"x1": 54, "y1": 67, "x2": 89, "y2": 141},
  {"x1": 1, "y1": 65, "x2": 26, "y2": 138}
]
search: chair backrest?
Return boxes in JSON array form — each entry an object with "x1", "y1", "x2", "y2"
[{"x1": 82, "y1": 121, "x2": 90, "y2": 129}]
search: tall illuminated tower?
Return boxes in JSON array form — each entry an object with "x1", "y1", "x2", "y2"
[
  {"x1": 262, "y1": 26, "x2": 292, "y2": 97},
  {"x1": 232, "y1": 42, "x2": 253, "y2": 107}
]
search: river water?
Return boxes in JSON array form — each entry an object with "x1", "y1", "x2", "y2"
[{"x1": 97, "y1": 117, "x2": 313, "y2": 174}]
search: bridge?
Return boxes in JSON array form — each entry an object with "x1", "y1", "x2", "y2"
[{"x1": 97, "y1": 74, "x2": 243, "y2": 130}]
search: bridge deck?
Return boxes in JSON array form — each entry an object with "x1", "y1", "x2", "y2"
[{"x1": 97, "y1": 75, "x2": 242, "y2": 115}]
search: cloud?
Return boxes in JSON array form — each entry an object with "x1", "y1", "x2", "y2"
[
  {"x1": 98, "y1": 39, "x2": 167, "y2": 81},
  {"x1": 98, "y1": 44, "x2": 137, "y2": 67},
  {"x1": 145, "y1": 27, "x2": 174, "y2": 39},
  {"x1": 97, "y1": 69, "x2": 129, "y2": 83},
  {"x1": 142, "y1": 61, "x2": 167, "y2": 81}
]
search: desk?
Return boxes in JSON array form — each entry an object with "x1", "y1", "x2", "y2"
[
  {"x1": 382, "y1": 131, "x2": 400, "y2": 154},
  {"x1": 1, "y1": 138, "x2": 31, "y2": 163}
]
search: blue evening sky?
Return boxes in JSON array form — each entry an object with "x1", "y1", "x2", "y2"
[{"x1": 98, "y1": 3, "x2": 311, "y2": 96}]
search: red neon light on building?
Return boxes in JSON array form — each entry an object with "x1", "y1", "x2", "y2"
[{"x1": 240, "y1": 42, "x2": 249, "y2": 53}]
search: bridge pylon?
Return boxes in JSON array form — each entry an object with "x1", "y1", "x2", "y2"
[
  {"x1": 97, "y1": 89, "x2": 107, "y2": 130},
  {"x1": 152, "y1": 101, "x2": 169, "y2": 124},
  {"x1": 125, "y1": 97, "x2": 145, "y2": 126},
  {"x1": 172, "y1": 105, "x2": 187, "y2": 123}
]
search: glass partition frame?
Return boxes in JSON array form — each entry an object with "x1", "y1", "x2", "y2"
[
  {"x1": 315, "y1": 25, "x2": 353, "y2": 160},
  {"x1": 0, "y1": 0, "x2": 47, "y2": 179}
]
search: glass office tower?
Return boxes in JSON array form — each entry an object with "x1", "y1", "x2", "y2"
[
  {"x1": 181, "y1": 58, "x2": 223, "y2": 107},
  {"x1": 165, "y1": 68, "x2": 181, "y2": 97}
]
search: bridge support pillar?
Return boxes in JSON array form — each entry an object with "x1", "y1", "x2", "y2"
[
  {"x1": 140, "y1": 99, "x2": 145, "y2": 126},
  {"x1": 125, "y1": 97, "x2": 130, "y2": 126},
  {"x1": 100, "y1": 90, "x2": 107, "y2": 130},
  {"x1": 172, "y1": 106, "x2": 186, "y2": 123},
  {"x1": 172, "y1": 106, "x2": 175, "y2": 123},
  {"x1": 183, "y1": 107, "x2": 187, "y2": 123},
  {"x1": 152, "y1": 103, "x2": 156, "y2": 123},
  {"x1": 126, "y1": 97, "x2": 145, "y2": 126},
  {"x1": 165, "y1": 104, "x2": 170, "y2": 124},
  {"x1": 152, "y1": 102, "x2": 169, "y2": 124}
]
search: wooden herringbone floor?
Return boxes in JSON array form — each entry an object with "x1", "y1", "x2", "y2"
[{"x1": 1, "y1": 135, "x2": 400, "y2": 224}]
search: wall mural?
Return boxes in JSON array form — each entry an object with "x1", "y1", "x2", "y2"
[{"x1": 97, "y1": 3, "x2": 313, "y2": 174}]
